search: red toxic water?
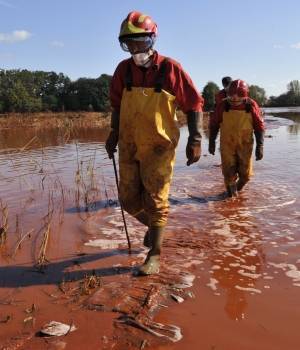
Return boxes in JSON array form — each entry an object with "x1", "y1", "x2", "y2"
[{"x1": 0, "y1": 110, "x2": 299, "y2": 349}]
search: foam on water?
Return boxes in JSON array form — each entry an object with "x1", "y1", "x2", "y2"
[{"x1": 235, "y1": 286, "x2": 262, "y2": 294}]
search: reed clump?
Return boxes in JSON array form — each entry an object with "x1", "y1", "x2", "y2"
[{"x1": 0, "y1": 201, "x2": 9, "y2": 246}]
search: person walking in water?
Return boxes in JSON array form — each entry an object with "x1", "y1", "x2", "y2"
[
  {"x1": 208, "y1": 79, "x2": 264, "y2": 197},
  {"x1": 215, "y1": 76, "x2": 232, "y2": 106},
  {"x1": 105, "y1": 11, "x2": 204, "y2": 275}
]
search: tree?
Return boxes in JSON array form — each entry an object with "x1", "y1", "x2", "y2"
[
  {"x1": 0, "y1": 69, "x2": 71, "y2": 112},
  {"x1": 248, "y1": 85, "x2": 267, "y2": 106},
  {"x1": 267, "y1": 80, "x2": 300, "y2": 107},
  {"x1": 287, "y1": 80, "x2": 300, "y2": 106},
  {"x1": 287, "y1": 80, "x2": 300, "y2": 96},
  {"x1": 97, "y1": 74, "x2": 112, "y2": 112},
  {"x1": 64, "y1": 75, "x2": 112, "y2": 112},
  {"x1": 42, "y1": 95, "x2": 59, "y2": 111},
  {"x1": 202, "y1": 81, "x2": 220, "y2": 111},
  {"x1": 6, "y1": 80, "x2": 42, "y2": 112}
]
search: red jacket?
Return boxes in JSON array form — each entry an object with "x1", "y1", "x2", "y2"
[
  {"x1": 110, "y1": 51, "x2": 204, "y2": 114},
  {"x1": 215, "y1": 89, "x2": 227, "y2": 106},
  {"x1": 210, "y1": 98, "x2": 265, "y2": 133}
]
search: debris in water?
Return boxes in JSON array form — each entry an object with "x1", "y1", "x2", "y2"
[
  {"x1": 170, "y1": 294, "x2": 184, "y2": 303},
  {"x1": 23, "y1": 316, "x2": 35, "y2": 326},
  {"x1": 171, "y1": 273, "x2": 195, "y2": 289},
  {"x1": 235, "y1": 285, "x2": 262, "y2": 294},
  {"x1": 140, "y1": 339, "x2": 148, "y2": 349},
  {"x1": 116, "y1": 316, "x2": 182, "y2": 343},
  {"x1": 0, "y1": 315, "x2": 12, "y2": 323},
  {"x1": 84, "y1": 239, "x2": 125, "y2": 249},
  {"x1": 25, "y1": 303, "x2": 37, "y2": 314},
  {"x1": 40, "y1": 321, "x2": 77, "y2": 337}
]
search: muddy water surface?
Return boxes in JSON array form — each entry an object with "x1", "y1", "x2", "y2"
[{"x1": 0, "y1": 109, "x2": 299, "y2": 349}]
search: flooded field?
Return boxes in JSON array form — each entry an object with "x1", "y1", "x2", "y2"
[{"x1": 0, "y1": 108, "x2": 299, "y2": 350}]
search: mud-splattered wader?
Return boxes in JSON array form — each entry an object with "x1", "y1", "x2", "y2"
[
  {"x1": 118, "y1": 60, "x2": 180, "y2": 227},
  {"x1": 220, "y1": 109, "x2": 254, "y2": 189}
]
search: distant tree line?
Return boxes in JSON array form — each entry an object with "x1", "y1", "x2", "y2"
[
  {"x1": 0, "y1": 69, "x2": 112, "y2": 113},
  {"x1": 0, "y1": 69, "x2": 299, "y2": 113},
  {"x1": 268, "y1": 80, "x2": 300, "y2": 107},
  {"x1": 202, "y1": 80, "x2": 300, "y2": 111}
]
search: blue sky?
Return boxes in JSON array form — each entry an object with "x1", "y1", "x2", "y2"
[{"x1": 0, "y1": 0, "x2": 299, "y2": 96}]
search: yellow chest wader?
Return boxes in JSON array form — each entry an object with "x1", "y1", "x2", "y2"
[
  {"x1": 220, "y1": 108, "x2": 254, "y2": 188},
  {"x1": 118, "y1": 60, "x2": 180, "y2": 227}
]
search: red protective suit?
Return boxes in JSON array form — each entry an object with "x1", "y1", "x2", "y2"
[{"x1": 110, "y1": 51, "x2": 204, "y2": 113}]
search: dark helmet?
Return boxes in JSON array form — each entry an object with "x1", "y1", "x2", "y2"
[{"x1": 222, "y1": 76, "x2": 233, "y2": 88}]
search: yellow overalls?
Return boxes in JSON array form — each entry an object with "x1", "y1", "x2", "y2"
[
  {"x1": 118, "y1": 63, "x2": 180, "y2": 227},
  {"x1": 220, "y1": 109, "x2": 254, "y2": 188}
]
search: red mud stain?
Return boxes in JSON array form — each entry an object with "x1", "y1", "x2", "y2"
[{"x1": 0, "y1": 112, "x2": 300, "y2": 349}]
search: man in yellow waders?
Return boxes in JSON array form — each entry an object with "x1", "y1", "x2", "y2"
[
  {"x1": 105, "y1": 11, "x2": 204, "y2": 275},
  {"x1": 208, "y1": 79, "x2": 265, "y2": 197}
]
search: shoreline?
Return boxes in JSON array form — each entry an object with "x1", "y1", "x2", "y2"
[
  {"x1": 0, "y1": 111, "x2": 111, "y2": 129},
  {"x1": 0, "y1": 111, "x2": 210, "y2": 130}
]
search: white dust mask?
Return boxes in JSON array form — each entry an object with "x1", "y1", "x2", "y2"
[{"x1": 132, "y1": 51, "x2": 153, "y2": 67}]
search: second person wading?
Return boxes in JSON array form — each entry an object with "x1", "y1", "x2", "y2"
[
  {"x1": 105, "y1": 11, "x2": 204, "y2": 275},
  {"x1": 209, "y1": 79, "x2": 265, "y2": 197}
]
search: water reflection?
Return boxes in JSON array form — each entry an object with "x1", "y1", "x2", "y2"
[
  {"x1": 0, "y1": 110, "x2": 299, "y2": 348},
  {"x1": 285, "y1": 114, "x2": 300, "y2": 135},
  {"x1": 288, "y1": 123, "x2": 300, "y2": 135},
  {"x1": 0, "y1": 127, "x2": 109, "y2": 150},
  {"x1": 209, "y1": 198, "x2": 265, "y2": 321},
  {"x1": 263, "y1": 109, "x2": 300, "y2": 136}
]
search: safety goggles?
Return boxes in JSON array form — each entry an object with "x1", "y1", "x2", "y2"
[
  {"x1": 227, "y1": 95, "x2": 246, "y2": 105},
  {"x1": 119, "y1": 35, "x2": 155, "y2": 54}
]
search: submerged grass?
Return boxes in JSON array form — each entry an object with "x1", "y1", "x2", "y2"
[
  {"x1": 0, "y1": 200, "x2": 9, "y2": 246},
  {"x1": 0, "y1": 112, "x2": 111, "y2": 130}
]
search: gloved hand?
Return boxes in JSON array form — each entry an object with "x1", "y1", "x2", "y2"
[
  {"x1": 186, "y1": 140, "x2": 201, "y2": 166},
  {"x1": 254, "y1": 130, "x2": 264, "y2": 161},
  {"x1": 186, "y1": 111, "x2": 202, "y2": 166},
  {"x1": 208, "y1": 128, "x2": 219, "y2": 155},
  {"x1": 255, "y1": 145, "x2": 263, "y2": 160},
  {"x1": 208, "y1": 140, "x2": 216, "y2": 155},
  {"x1": 105, "y1": 130, "x2": 118, "y2": 159}
]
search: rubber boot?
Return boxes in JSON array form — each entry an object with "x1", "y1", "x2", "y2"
[
  {"x1": 143, "y1": 230, "x2": 151, "y2": 248},
  {"x1": 237, "y1": 179, "x2": 248, "y2": 192},
  {"x1": 137, "y1": 226, "x2": 164, "y2": 276},
  {"x1": 134, "y1": 211, "x2": 151, "y2": 248},
  {"x1": 226, "y1": 183, "x2": 238, "y2": 198},
  {"x1": 134, "y1": 211, "x2": 149, "y2": 226}
]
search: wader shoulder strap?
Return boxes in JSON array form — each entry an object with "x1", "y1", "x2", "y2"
[
  {"x1": 125, "y1": 63, "x2": 132, "y2": 91},
  {"x1": 224, "y1": 100, "x2": 252, "y2": 113},
  {"x1": 224, "y1": 100, "x2": 231, "y2": 112},
  {"x1": 245, "y1": 100, "x2": 252, "y2": 113},
  {"x1": 154, "y1": 58, "x2": 168, "y2": 93}
]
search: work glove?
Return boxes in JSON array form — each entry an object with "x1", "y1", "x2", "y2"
[
  {"x1": 186, "y1": 139, "x2": 201, "y2": 166},
  {"x1": 208, "y1": 140, "x2": 216, "y2": 155},
  {"x1": 105, "y1": 130, "x2": 118, "y2": 159},
  {"x1": 208, "y1": 128, "x2": 219, "y2": 155},
  {"x1": 255, "y1": 145, "x2": 264, "y2": 161},
  {"x1": 105, "y1": 110, "x2": 120, "y2": 159},
  {"x1": 186, "y1": 111, "x2": 202, "y2": 166},
  {"x1": 254, "y1": 130, "x2": 264, "y2": 161}
]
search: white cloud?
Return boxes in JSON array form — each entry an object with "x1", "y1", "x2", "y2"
[
  {"x1": 273, "y1": 44, "x2": 284, "y2": 49},
  {"x1": 51, "y1": 40, "x2": 65, "y2": 48},
  {"x1": 291, "y1": 42, "x2": 300, "y2": 49},
  {"x1": 0, "y1": 30, "x2": 32, "y2": 43}
]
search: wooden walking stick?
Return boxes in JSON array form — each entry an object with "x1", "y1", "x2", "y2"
[{"x1": 112, "y1": 154, "x2": 131, "y2": 252}]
